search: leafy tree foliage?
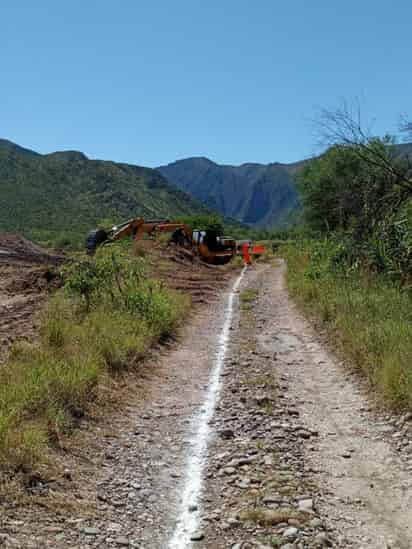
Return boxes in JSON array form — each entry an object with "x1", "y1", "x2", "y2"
[{"x1": 296, "y1": 139, "x2": 412, "y2": 282}]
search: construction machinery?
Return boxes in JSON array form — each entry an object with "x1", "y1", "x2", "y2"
[
  {"x1": 191, "y1": 229, "x2": 237, "y2": 265},
  {"x1": 86, "y1": 218, "x2": 236, "y2": 265}
]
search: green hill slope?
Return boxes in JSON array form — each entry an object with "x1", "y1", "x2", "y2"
[
  {"x1": 157, "y1": 157, "x2": 300, "y2": 228},
  {"x1": 0, "y1": 139, "x2": 208, "y2": 246}
]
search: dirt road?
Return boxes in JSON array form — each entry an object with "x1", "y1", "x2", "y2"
[{"x1": 2, "y1": 260, "x2": 412, "y2": 548}]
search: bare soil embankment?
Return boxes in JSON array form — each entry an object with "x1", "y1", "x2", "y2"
[
  {"x1": 138, "y1": 239, "x2": 234, "y2": 306},
  {"x1": 0, "y1": 234, "x2": 64, "y2": 360}
]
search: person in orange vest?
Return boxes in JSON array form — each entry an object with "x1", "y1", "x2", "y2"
[{"x1": 242, "y1": 242, "x2": 251, "y2": 265}]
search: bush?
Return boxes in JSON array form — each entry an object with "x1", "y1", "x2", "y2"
[
  {"x1": 0, "y1": 248, "x2": 188, "y2": 471},
  {"x1": 296, "y1": 142, "x2": 412, "y2": 282}
]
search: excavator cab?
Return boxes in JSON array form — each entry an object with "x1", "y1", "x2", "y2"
[
  {"x1": 170, "y1": 227, "x2": 191, "y2": 247},
  {"x1": 193, "y1": 229, "x2": 236, "y2": 265}
]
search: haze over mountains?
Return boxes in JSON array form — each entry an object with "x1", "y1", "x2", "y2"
[{"x1": 157, "y1": 157, "x2": 300, "y2": 228}]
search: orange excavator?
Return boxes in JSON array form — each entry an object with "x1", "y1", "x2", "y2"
[{"x1": 86, "y1": 218, "x2": 236, "y2": 265}]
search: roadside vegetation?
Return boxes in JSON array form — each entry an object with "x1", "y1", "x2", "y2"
[
  {"x1": 286, "y1": 105, "x2": 412, "y2": 409},
  {"x1": 0, "y1": 247, "x2": 188, "y2": 472},
  {"x1": 286, "y1": 240, "x2": 412, "y2": 408}
]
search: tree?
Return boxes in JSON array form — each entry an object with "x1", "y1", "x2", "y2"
[
  {"x1": 179, "y1": 214, "x2": 224, "y2": 234},
  {"x1": 297, "y1": 146, "x2": 362, "y2": 233},
  {"x1": 297, "y1": 103, "x2": 412, "y2": 279},
  {"x1": 297, "y1": 140, "x2": 403, "y2": 237},
  {"x1": 400, "y1": 115, "x2": 412, "y2": 141},
  {"x1": 316, "y1": 101, "x2": 412, "y2": 195}
]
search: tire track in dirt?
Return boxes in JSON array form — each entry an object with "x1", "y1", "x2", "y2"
[{"x1": 169, "y1": 266, "x2": 247, "y2": 547}]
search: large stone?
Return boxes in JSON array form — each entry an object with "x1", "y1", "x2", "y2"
[
  {"x1": 115, "y1": 537, "x2": 130, "y2": 546},
  {"x1": 84, "y1": 527, "x2": 100, "y2": 536},
  {"x1": 298, "y1": 498, "x2": 314, "y2": 511},
  {"x1": 219, "y1": 428, "x2": 235, "y2": 439},
  {"x1": 283, "y1": 526, "x2": 299, "y2": 539},
  {"x1": 314, "y1": 532, "x2": 332, "y2": 546}
]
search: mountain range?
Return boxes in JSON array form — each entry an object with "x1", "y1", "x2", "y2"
[
  {"x1": 0, "y1": 139, "x2": 207, "y2": 246},
  {"x1": 158, "y1": 143, "x2": 412, "y2": 228},
  {"x1": 3, "y1": 138, "x2": 409, "y2": 246},
  {"x1": 158, "y1": 157, "x2": 300, "y2": 228}
]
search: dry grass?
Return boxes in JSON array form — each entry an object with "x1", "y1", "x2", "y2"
[
  {"x1": 285, "y1": 241, "x2": 412, "y2": 410},
  {"x1": 245, "y1": 374, "x2": 277, "y2": 389}
]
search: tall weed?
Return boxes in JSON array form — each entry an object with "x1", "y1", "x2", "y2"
[{"x1": 285, "y1": 241, "x2": 412, "y2": 409}]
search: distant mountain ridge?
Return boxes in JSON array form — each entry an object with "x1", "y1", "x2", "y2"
[
  {"x1": 157, "y1": 157, "x2": 300, "y2": 228},
  {"x1": 0, "y1": 139, "x2": 208, "y2": 246},
  {"x1": 3, "y1": 138, "x2": 410, "y2": 244},
  {"x1": 157, "y1": 143, "x2": 412, "y2": 228}
]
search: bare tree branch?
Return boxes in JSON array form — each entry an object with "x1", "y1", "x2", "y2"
[
  {"x1": 399, "y1": 114, "x2": 412, "y2": 141},
  {"x1": 315, "y1": 102, "x2": 412, "y2": 192}
]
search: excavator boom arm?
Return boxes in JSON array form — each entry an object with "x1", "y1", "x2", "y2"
[{"x1": 86, "y1": 217, "x2": 235, "y2": 265}]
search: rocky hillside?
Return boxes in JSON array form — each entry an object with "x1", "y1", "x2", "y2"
[
  {"x1": 157, "y1": 157, "x2": 300, "y2": 228},
  {"x1": 0, "y1": 139, "x2": 208, "y2": 246}
]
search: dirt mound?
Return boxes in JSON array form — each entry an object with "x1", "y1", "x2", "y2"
[
  {"x1": 6, "y1": 266, "x2": 62, "y2": 294},
  {"x1": 143, "y1": 242, "x2": 236, "y2": 305},
  {"x1": 0, "y1": 233, "x2": 64, "y2": 265},
  {"x1": 0, "y1": 234, "x2": 65, "y2": 361}
]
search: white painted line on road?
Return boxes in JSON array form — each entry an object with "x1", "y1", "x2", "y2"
[{"x1": 168, "y1": 265, "x2": 247, "y2": 549}]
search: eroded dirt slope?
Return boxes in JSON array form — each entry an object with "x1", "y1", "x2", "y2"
[
  {"x1": 0, "y1": 234, "x2": 63, "y2": 360},
  {"x1": 140, "y1": 240, "x2": 234, "y2": 306}
]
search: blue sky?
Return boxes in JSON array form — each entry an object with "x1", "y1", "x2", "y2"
[{"x1": 1, "y1": 1, "x2": 411, "y2": 166}]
